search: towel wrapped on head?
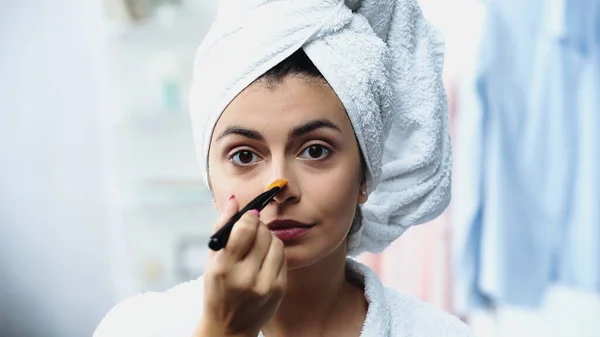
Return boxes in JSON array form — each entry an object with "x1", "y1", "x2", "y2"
[{"x1": 190, "y1": 0, "x2": 451, "y2": 256}]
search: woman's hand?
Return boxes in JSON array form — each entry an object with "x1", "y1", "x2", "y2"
[{"x1": 195, "y1": 195, "x2": 287, "y2": 337}]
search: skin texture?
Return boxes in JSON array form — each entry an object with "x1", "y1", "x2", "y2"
[{"x1": 198, "y1": 75, "x2": 369, "y2": 337}]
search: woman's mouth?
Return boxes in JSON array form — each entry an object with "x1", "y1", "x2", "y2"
[{"x1": 267, "y1": 219, "x2": 313, "y2": 241}]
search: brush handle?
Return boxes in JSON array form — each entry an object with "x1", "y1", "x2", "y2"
[
  {"x1": 208, "y1": 211, "x2": 245, "y2": 251},
  {"x1": 208, "y1": 187, "x2": 280, "y2": 251}
]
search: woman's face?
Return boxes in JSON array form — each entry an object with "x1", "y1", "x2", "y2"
[{"x1": 208, "y1": 75, "x2": 367, "y2": 269}]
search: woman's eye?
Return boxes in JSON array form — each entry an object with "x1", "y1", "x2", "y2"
[
  {"x1": 299, "y1": 144, "x2": 330, "y2": 160},
  {"x1": 230, "y1": 150, "x2": 260, "y2": 166}
]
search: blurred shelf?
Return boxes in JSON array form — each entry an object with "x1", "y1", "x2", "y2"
[
  {"x1": 107, "y1": 1, "x2": 217, "y2": 50},
  {"x1": 121, "y1": 200, "x2": 217, "y2": 236},
  {"x1": 114, "y1": 110, "x2": 192, "y2": 129},
  {"x1": 120, "y1": 178, "x2": 212, "y2": 207},
  {"x1": 103, "y1": 0, "x2": 219, "y2": 294}
]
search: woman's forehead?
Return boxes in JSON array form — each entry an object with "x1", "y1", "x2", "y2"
[{"x1": 214, "y1": 76, "x2": 351, "y2": 134}]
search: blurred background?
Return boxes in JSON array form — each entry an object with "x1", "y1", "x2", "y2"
[{"x1": 0, "y1": 0, "x2": 598, "y2": 336}]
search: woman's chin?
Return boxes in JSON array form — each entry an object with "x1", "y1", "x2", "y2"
[
  {"x1": 283, "y1": 241, "x2": 346, "y2": 271},
  {"x1": 283, "y1": 246, "x2": 319, "y2": 270}
]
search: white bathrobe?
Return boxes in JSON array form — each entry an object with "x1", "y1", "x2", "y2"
[{"x1": 94, "y1": 259, "x2": 474, "y2": 337}]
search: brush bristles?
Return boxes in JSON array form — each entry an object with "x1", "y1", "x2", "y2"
[{"x1": 267, "y1": 179, "x2": 288, "y2": 190}]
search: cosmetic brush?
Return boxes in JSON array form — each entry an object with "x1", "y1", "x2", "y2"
[{"x1": 208, "y1": 179, "x2": 288, "y2": 251}]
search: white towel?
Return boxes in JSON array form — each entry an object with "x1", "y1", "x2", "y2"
[{"x1": 190, "y1": 0, "x2": 452, "y2": 255}]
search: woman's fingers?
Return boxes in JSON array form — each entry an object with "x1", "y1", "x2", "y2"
[
  {"x1": 224, "y1": 210, "x2": 260, "y2": 261},
  {"x1": 202, "y1": 206, "x2": 287, "y2": 336},
  {"x1": 243, "y1": 223, "x2": 272, "y2": 272},
  {"x1": 257, "y1": 235, "x2": 286, "y2": 294}
]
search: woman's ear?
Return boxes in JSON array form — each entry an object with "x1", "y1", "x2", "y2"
[
  {"x1": 357, "y1": 154, "x2": 368, "y2": 204},
  {"x1": 358, "y1": 179, "x2": 368, "y2": 204}
]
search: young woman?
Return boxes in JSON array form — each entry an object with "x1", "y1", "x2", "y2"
[{"x1": 95, "y1": 1, "x2": 474, "y2": 336}]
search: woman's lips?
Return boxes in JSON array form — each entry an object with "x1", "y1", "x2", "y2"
[
  {"x1": 266, "y1": 219, "x2": 313, "y2": 241},
  {"x1": 270, "y1": 227, "x2": 311, "y2": 240}
]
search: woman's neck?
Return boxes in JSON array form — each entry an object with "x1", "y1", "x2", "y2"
[{"x1": 261, "y1": 245, "x2": 367, "y2": 336}]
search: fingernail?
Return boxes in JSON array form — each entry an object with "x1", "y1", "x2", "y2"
[
  {"x1": 223, "y1": 194, "x2": 234, "y2": 207},
  {"x1": 250, "y1": 209, "x2": 260, "y2": 216}
]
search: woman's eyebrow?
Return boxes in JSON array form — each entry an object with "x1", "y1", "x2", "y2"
[
  {"x1": 216, "y1": 127, "x2": 265, "y2": 142},
  {"x1": 290, "y1": 119, "x2": 341, "y2": 139},
  {"x1": 215, "y1": 119, "x2": 341, "y2": 142}
]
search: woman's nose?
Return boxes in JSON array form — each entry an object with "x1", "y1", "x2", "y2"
[
  {"x1": 271, "y1": 179, "x2": 300, "y2": 204},
  {"x1": 268, "y1": 160, "x2": 300, "y2": 205}
]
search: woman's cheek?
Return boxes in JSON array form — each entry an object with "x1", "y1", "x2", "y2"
[{"x1": 312, "y1": 181, "x2": 356, "y2": 220}]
